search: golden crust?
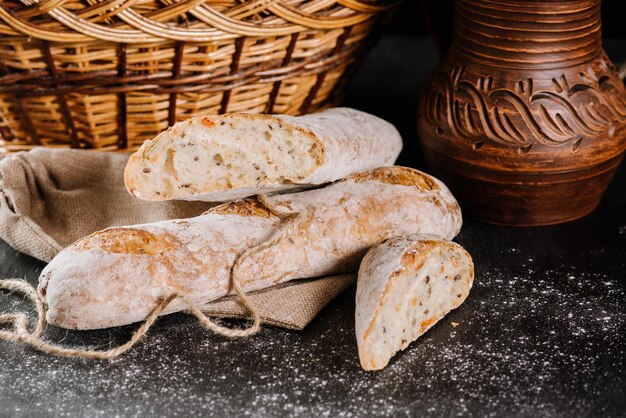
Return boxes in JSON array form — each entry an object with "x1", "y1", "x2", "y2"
[
  {"x1": 200, "y1": 117, "x2": 216, "y2": 127},
  {"x1": 206, "y1": 199, "x2": 277, "y2": 218},
  {"x1": 400, "y1": 240, "x2": 452, "y2": 268},
  {"x1": 347, "y1": 166, "x2": 439, "y2": 190},
  {"x1": 73, "y1": 228, "x2": 179, "y2": 255}
]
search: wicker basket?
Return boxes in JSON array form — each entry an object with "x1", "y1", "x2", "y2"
[{"x1": 0, "y1": 0, "x2": 397, "y2": 152}]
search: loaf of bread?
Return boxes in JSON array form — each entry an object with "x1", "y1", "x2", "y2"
[
  {"x1": 39, "y1": 167, "x2": 461, "y2": 330},
  {"x1": 355, "y1": 234, "x2": 474, "y2": 371},
  {"x1": 124, "y1": 108, "x2": 402, "y2": 202}
]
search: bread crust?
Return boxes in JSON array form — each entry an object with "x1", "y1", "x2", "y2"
[
  {"x1": 355, "y1": 234, "x2": 474, "y2": 371},
  {"x1": 39, "y1": 167, "x2": 461, "y2": 330},
  {"x1": 235, "y1": 167, "x2": 462, "y2": 290},
  {"x1": 124, "y1": 108, "x2": 403, "y2": 202}
]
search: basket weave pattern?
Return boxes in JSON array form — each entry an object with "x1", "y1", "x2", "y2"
[{"x1": 0, "y1": 0, "x2": 396, "y2": 152}]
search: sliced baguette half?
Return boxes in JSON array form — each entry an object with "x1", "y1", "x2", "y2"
[
  {"x1": 124, "y1": 107, "x2": 402, "y2": 202},
  {"x1": 356, "y1": 234, "x2": 474, "y2": 371}
]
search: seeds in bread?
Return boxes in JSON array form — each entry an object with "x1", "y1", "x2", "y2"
[
  {"x1": 124, "y1": 107, "x2": 402, "y2": 202},
  {"x1": 355, "y1": 234, "x2": 474, "y2": 371}
]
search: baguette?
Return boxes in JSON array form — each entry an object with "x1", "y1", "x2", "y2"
[
  {"x1": 39, "y1": 167, "x2": 461, "y2": 330},
  {"x1": 124, "y1": 108, "x2": 402, "y2": 202},
  {"x1": 355, "y1": 234, "x2": 474, "y2": 371}
]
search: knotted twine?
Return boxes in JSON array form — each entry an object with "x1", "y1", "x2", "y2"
[
  {"x1": 0, "y1": 193, "x2": 353, "y2": 359},
  {"x1": 0, "y1": 272, "x2": 358, "y2": 359},
  {"x1": 0, "y1": 249, "x2": 273, "y2": 360},
  {"x1": 0, "y1": 149, "x2": 357, "y2": 358},
  {"x1": 0, "y1": 212, "x2": 266, "y2": 358},
  {"x1": 0, "y1": 268, "x2": 261, "y2": 359}
]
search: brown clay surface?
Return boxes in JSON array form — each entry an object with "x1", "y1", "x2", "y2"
[{"x1": 418, "y1": 0, "x2": 626, "y2": 226}]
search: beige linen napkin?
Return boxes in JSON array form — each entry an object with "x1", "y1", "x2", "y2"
[{"x1": 0, "y1": 149, "x2": 355, "y2": 330}]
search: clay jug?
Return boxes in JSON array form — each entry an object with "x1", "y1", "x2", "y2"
[{"x1": 417, "y1": 0, "x2": 626, "y2": 226}]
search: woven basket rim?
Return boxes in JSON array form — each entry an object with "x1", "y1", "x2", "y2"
[
  {"x1": 0, "y1": 0, "x2": 398, "y2": 152},
  {"x1": 0, "y1": 0, "x2": 399, "y2": 43}
]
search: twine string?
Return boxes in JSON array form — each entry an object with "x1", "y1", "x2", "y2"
[
  {"x1": 0, "y1": 280, "x2": 177, "y2": 359},
  {"x1": 179, "y1": 267, "x2": 261, "y2": 338},
  {"x1": 257, "y1": 193, "x2": 295, "y2": 218},
  {"x1": 187, "y1": 193, "x2": 301, "y2": 338},
  {"x1": 0, "y1": 279, "x2": 45, "y2": 338},
  {"x1": 0, "y1": 271, "x2": 262, "y2": 359},
  {"x1": 0, "y1": 195, "x2": 303, "y2": 358}
]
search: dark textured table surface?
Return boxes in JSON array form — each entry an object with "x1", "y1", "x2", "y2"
[{"x1": 1, "y1": 36, "x2": 625, "y2": 417}]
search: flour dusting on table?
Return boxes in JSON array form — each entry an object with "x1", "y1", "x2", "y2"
[{"x1": 1, "y1": 251, "x2": 624, "y2": 417}]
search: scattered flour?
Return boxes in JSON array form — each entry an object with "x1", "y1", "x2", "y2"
[{"x1": 1, "y1": 246, "x2": 624, "y2": 417}]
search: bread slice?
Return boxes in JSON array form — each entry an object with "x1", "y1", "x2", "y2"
[
  {"x1": 38, "y1": 167, "x2": 462, "y2": 330},
  {"x1": 355, "y1": 234, "x2": 474, "y2": 371},
  {"x1": 124, "y1": 107, "x2": 402, "y2": 202}
]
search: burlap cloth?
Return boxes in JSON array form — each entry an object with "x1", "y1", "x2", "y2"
[{"x1": 0, "y1": 148, "x2": 355, "y2": 330}]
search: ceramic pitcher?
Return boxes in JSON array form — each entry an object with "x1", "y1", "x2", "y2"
[{"x1": 418, "y1": 0, "x2": 626, "y2": 225}]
